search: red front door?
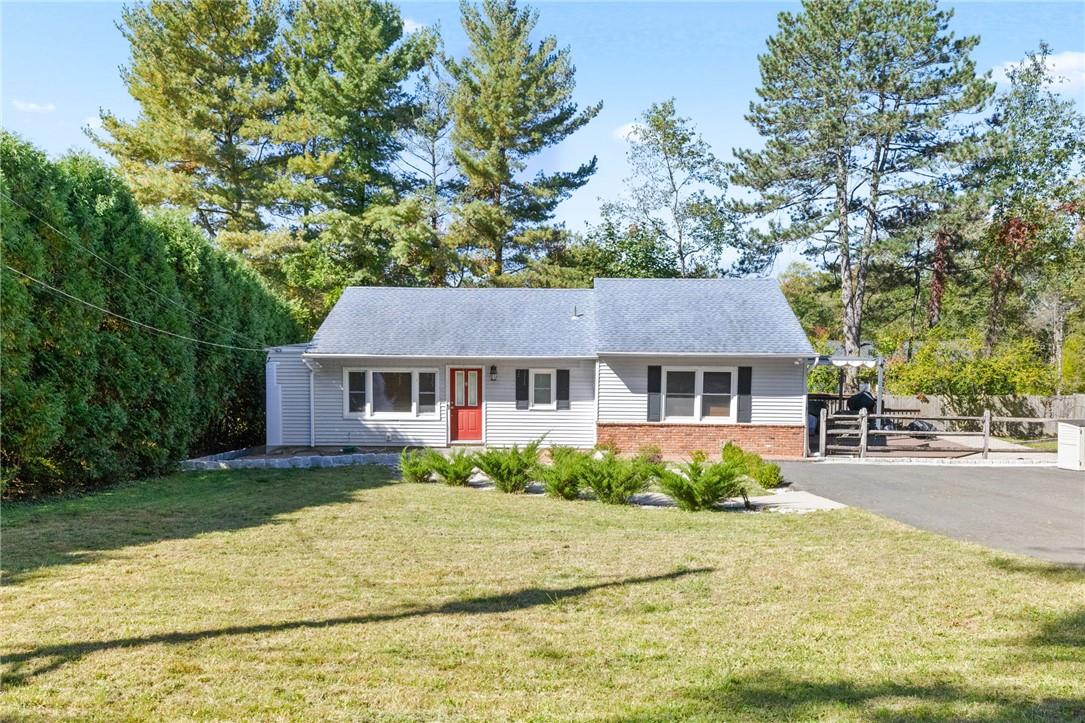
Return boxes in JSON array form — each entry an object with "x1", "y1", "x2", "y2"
[{"x1": 449, "y1": 368, "x2": 482, "y2": 442}]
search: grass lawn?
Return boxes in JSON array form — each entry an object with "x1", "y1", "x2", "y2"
[
  {"x1": 3, "y1": 467, "x2": 1083, "y2": 721},
  {"x1": 1003, "y1": 437, "x2": 1059, "y2": 452}
]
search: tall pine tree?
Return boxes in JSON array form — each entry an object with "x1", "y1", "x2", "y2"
[
  {"x1": 94, "y1": 0, "x2": 285, "y2": 241},
  {"x1": 445, "y1": 0, "x2": 601, "y2": 281},
  {"x1": 731, "y1": 0, "x2": 991, "y2": 384}
]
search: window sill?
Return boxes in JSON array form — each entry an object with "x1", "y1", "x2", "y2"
[{"x1": 660, "y1": 417, "x2": 738, "y2": 425}]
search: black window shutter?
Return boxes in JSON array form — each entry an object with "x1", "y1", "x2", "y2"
[
  {"x1": 647, "y1": 365, "x2": 662, "y2": 422},
  {"x1": 737, "y1": 366, "x2": 752, "y2": 423},
  {"x1": 556, "y1": 369, "x2": 570, "y2": 410},
  {"x1": 515, "y1": 369, "x2": 529, "y2": 409}
]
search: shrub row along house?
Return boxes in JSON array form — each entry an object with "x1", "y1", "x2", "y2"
[{"x1": 265, "y1": 278, "x2": 815, "y2": 458}]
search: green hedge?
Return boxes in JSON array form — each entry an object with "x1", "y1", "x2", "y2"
[{"x1": 1, "y1": 134, "x2": 301, "y2": 498}]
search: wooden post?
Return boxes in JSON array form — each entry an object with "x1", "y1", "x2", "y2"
[
  {"x1": 819, "y1": 407, "x2": 828, "y2": 458},
  {"x1": 982, "y1": 409, "x2": 991, "y2": 460},
  {"x1": 859, "y1": 408, "x2": 869, "y2": 459}
]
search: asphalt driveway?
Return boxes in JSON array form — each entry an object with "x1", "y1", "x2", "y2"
[{"x1": 779, "y1": 462, "x2": 1085, "y2": 566}]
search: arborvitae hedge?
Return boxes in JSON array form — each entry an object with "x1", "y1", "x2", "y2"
[{"x1": 1, "y1": 134, "x2": 301, "y2": 498}]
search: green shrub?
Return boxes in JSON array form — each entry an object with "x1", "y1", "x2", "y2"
[
  {"x1": 594, "y1": 439, "x2": 622, "y2": 455},
  {"x1": 657, "y1": 451, "x2": 747, "y2": 511},
  {"x1": 579, "y1": 452, "x2": 654, "y2": 505},
  {"x1": 722, "y1": 442, "x2": 782, "y2": 489},
  {"x1": 536, "y1": 446, "x2": 588, "y2": 500},
  {"x1": 473, "y1": 439, "x2": 541, "y2": 493},
  {"x1": 429, "y1": 449, "x2": 476, "y2": 486},
  {"x1": 636, "y1": 444, "x2": 663, "y2": 464},
  {"x1": 399, "y1": 449, "x2": 435, "y2": 484},
  {"x1": 0, "y1": 134, "x2": 301, "y2": 499},
  {"x1": 751, "y1": 460, "x2": 782, "y2": 488}
]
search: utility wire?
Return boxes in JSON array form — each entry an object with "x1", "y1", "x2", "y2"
[
  {"x1": 1, "y1": 191, "x2": 267, "y2": 347},
  {"x1": 3, "y1": 264, "x2": 267, "y2": 352}
]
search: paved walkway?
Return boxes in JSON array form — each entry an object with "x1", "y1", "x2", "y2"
[
  {"x1": 629, "y1": 488, "x2": 846, "y2": 513},
  {"x1": 780, "y1": 462, "x2": 1085, "y2": 566}
]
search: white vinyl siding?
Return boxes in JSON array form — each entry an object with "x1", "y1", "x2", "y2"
[
  {"x1": 485, "y1": 359, "x2": 595, "y2": 447},
  {"x1": 276, "y1": 356, "x2": 596, "y2": 448},
  {"x1": 598, "y1": 355, "x2": 805, "y2": 426},
  {"x1": 312, "y1": 359, "x2": 447, "y2": 446},
  {"x1": 270, "y1": 346, "x2": 311, "y2": 446}
]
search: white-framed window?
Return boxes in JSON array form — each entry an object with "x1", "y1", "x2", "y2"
[
  {"x1": 344, "y1": 368, "x2": 367, "y2": 417},
  {"x1": 529, "y1": 368, "x2": 556, "y2": 410},
  {"x1": 662, "y1": 366, "x2": 737, "y2": 423},
  {"x1": 342, "y1": 368, "x2": 439, "y2": 419}
]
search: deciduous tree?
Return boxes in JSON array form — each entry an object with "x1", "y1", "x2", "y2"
[{"x1": 604, "y1": 100, "x2": 741, "y2": 277}]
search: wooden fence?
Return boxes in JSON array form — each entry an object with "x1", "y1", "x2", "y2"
[{"x1": 877, "y1": 394, "x2": 1085, "y2": 436}]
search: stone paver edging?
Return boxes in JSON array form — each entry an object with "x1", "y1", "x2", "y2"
[{"x1": 181, "y1": 452, "x2": 400, "y2": 471}]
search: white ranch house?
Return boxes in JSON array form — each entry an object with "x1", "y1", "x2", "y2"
[{"x1": 265, "y1": 278, "x2": 816, "y2": 458}]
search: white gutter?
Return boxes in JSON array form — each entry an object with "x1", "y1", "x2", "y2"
[
  {"x1": 596, "y1": 351, "x2": 819, "y2": 359},
  {"x1": 302, "y1": 353, "x2": 598, "y2": 360},
  {"x1": 302, "y1": 358, "x2": 320, "y2": 447}
]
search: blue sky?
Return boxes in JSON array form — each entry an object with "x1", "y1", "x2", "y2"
[{"x1": 3, "y1": 1, "x2": 1083, "y2": 270}]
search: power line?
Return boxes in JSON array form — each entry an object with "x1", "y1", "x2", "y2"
[
  {"x1": 3, "y1": 264, "x2": 267, "y2": 353},
  {"x1": 1, "y1": 191, "x2": 267, "y2": 347}
]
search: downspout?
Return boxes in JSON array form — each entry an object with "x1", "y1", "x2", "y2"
[{"x1": 302, "y1": 358, "x2": 318, "y2": 447}]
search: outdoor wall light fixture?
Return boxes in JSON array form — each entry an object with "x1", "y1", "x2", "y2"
[{"x1": 489, "y1": 365, "x2": 498, "y2": 382}]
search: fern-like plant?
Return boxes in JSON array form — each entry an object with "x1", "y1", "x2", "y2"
[
  {"x1": 535, "y1": 446, "x2": 588, "y2": 500},
  {"x1": 578, "y1": 452, "x2": 654, "y2": 505},
  {"x1": 399, "y1": 448, "x2": 435, "y2": 484},
  {"x1": 657, "y1": 451, "x2": 747, "y2": 511},
  {"x1": 473, "y1": 439, "x2": 541, "y2": 493},
  {"x1": 429, "y1": 449, "x2": 476, "y2": 486}
]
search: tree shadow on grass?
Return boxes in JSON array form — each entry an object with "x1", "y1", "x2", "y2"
[
  {"x1": 1, "y1": 567, "x2": 712, "y2": 686},
  {"x1": 989, "y1": 555, "x2": 1085, "y2": 579},
  {"x1": 615, "y1": 605, "x2": 1085, "y2": 722},
  {"x1": 1, "y1": 465, "x2": 396, "y2": 584},
  {"x1": 615, "y1": 670, "x2": 1084, "y2": 722}
]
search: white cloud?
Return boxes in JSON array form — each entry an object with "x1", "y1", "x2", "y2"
[
  {"x1": 12, "y1": 99, "x2": 56, "y2": 113},
  {"x1": 993, "y1": 50, "x2": 1085, "y2": 95},
  {"x1": 83, "y1": 115, "x2": 103, "y2": 131},
  {"x1": 612, "y1": 122, "x2": 641, "y2": 142},
  {"x1": 402, "y1": 17, "x2": 423, "y2": 34}
]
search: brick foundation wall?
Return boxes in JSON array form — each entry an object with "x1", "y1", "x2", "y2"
[{"x1": 597, "y1": 423, "x2": 806, "y2": 459}]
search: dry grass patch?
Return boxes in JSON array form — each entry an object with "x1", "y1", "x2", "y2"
[{"x1": 2, "y1": 466, "x2": 1083, "y2": 721}]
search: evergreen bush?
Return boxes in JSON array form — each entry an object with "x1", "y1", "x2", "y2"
[
  {"x1": 398, "y1": 449, "x2": 435, "y2": 484},
  {"x1": 473, "y1": 440, "x2": 541, "y2": 493},
  {"x1": 578, "y1": 452, "x2": 654, "y2": 505},
  {"x1": 722, "y1": 442, "x2": 783, "y2": 490},
  {"x1": 429, "y1": 449, "x2": 476, "y2": 486},
  {"x1": 536, "y1": 446, "x2": 588, "y2": 500},
  {"x1": 658, "y1": 451, "x2": 748, "y2": 511},
  {"x1": 1, "y1": 135, "x2": 300, "y2": 499}
]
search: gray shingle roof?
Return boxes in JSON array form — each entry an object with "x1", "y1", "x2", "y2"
[
  {"x1": 593, "y1": 278, "x2": 814, "y2": 355},
  {"x1": 308, "y1": 287, "x2": 596, "y2": 357},
  {"x1": 305, "y1": 279, "x2": 813, "y2": 357}
]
